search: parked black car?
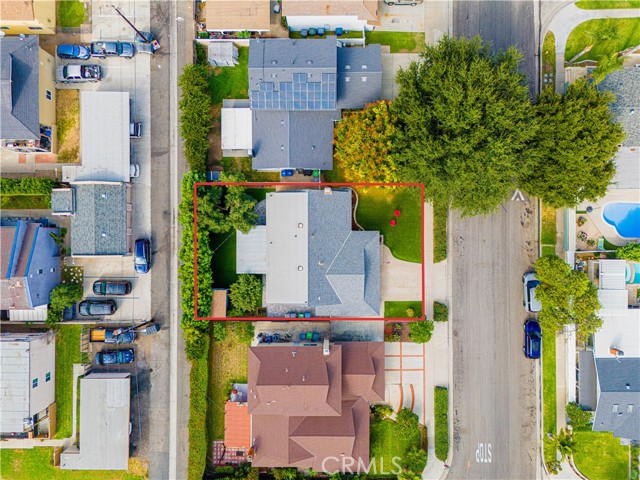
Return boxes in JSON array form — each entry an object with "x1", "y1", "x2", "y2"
[
  {"x1": 96, "y1": 349, "x2": 135, "y2": 365},
  {"x1": 79, "y1": 299, "x2": 117, "y2": 316},
  {"x1": 93, "y1": 280, "x2": 132, "y2": 296},
  {"x1": 57, "y1": 44, "x2": 91, "y2": 60},
  {"x1": 134, "y1": 238, "x2": 151, "y2": 274},
  {"x1": 90, "y1": 41, "x2": 135, "y2": 58}
]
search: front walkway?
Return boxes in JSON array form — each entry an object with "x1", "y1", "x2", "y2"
[{"x1": 544, "y1": 3, "x2": 640, "y2": 93}]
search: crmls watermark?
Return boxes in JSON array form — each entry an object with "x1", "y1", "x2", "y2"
[{"x1": 321, "y1": 456, "x2": 404, "y2": 475}]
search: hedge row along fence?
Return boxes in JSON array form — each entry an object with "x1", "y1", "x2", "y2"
[
  {"x1": 435, "y1": 386, "x2": 449, "y2": 461},
  {"x1": 0, "y1": 177, "x2": 57, "y2": 195}
]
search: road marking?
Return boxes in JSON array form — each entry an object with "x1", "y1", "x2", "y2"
[
  {"x1": 511, "y1": 189, "x2": 526, "y2": 202},
  {"x1": 475, "y1": 442, "x2": 492, "y2": 463}
]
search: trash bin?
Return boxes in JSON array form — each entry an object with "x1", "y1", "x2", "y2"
[
  {"x1": 335, "y1": 27, "x2": 344, "y2": 36},
  {"x1": 300, "y1": 29, "x2": 308, "y2": 37},
  {"x1": 308, "y1": 28, "x2": 317, "y2": 36}
]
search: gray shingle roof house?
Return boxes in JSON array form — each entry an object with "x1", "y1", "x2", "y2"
[
  {"x1": 0, "y1": 219, "x2": 60, "y2": 311},
  {"x1": 597, "y1": 68, "x2": 640, "y2": 148},
  {"x1": 237, "y1": 188, "x2": 381, "y2": 317},
  {"x1": 248, "y1": 37, "x2": 382, "y2": 170},
  {"x1": 593, "y1": 358, "x2": 640, "y2": 442},
  {"x1": 0, "y1": 35, "x2": 40, "y2": 141},
  {"x1": 51, "y1": 183, "x2": 132, "y2": 257}
]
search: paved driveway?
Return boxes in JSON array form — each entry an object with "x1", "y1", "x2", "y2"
[
  {"x1": 379, "y1": 1, "x2": 425, "y2": 32},
  {"x1": 385, "y1": 342, "x2": 425, "y2": 423},
  {"x1": 380, "y1": 245, "x2": 422, "y2": 306},
  {"x1": 381, "y1": 52, "x2": 420, "y2": 100}
]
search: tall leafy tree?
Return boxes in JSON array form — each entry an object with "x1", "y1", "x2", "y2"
[
  {"x1": 534, "y1": 255, "x2": 602, "y2": 341},
  {"x1": 616, "y1": 241, "x2": 640, "y2": 262},
  {"x1": 219, "y1": 172, "x2": 257, "y2": 234},
  {"x1": 334, "y1": 100, "x2": 399, "y2": 183},
  {"x1": 229, "y1": 274, "x2": 263, "y2": 315},
  {"x1": 392, "y1": 35, "x2": 535, "y2": 216},
  {"x1": 521, "y1": 79, "x2": 624, "y2": 208}
]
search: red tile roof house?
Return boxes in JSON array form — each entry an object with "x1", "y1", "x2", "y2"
[{"x1": 247, "y1": 342, "x2": 384, "y2": 473}]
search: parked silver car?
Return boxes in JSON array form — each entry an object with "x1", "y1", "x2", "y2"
[
  {"x1": 523, "y1": 272, "x2": 542, "y2": 313},
  {"x1": 56, "y1": 64, "x2": 102, "y2": 83}
]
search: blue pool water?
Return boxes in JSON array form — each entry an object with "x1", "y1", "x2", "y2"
[
  {"x1": 603, "y1": 202, "x2": 640, "y2": 239},
  {"x1": 627, "y1": 262, "x2": 640, "y2": 285}
]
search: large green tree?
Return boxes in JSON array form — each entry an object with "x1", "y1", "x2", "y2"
[
  {"x1": 229, "y1": 274, "x2": 263, "y2": 315},
  {"x1": 534, "y1": 255, "x2": 602, "y2": 340},
  {"x1": 520, "y1": 79, "x2": 624, "y2": 208},
  {"x1": 392, "y1": 35, "x2": 535, "y2": 216},
  {"x1": 334, "y1": 100, "x2": 399, "y2": 183},
  {"x1": 616, "y1": 241, "x2": 640, "y2": 262}
]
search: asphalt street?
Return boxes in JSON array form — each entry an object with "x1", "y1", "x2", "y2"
[
  {"x1": 449, "y1": 198, "x2": 539, "y2": 479},
  {"x1": 453, "y1": 0, "x2": 539, "y2": 95},
  {"x1": 147, "y1": 1, "x2": 192, "y2": 478},
  {"x1": 448, "y1": 2, "x2": 541, "y2": 478}
]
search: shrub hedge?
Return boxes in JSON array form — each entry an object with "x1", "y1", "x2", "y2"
[
  {"x1": 178, "y1": 65, "x2": 212, "y2": 173},
  {"x1": 433, "y1": 301, "x2": 448, "y2": 322},
  {"x1": 433, "y1": 199, "x2": 448, "y2": 263},
  {"x1": 0, "y1": 177, "x2": 56, "y2": 195}
]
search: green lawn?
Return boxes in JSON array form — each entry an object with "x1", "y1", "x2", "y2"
[
  {"x1": 541, "y1": 206, "x2": 557, "y2": 246},
  {"x1": 356, "y1": 187, "x2": 423, "y2": 263},
  {"x1": 365, "y1": 31, "x2": 425, "y2": 53},
  {"x1": 0, "y1": 448, "x2": 143, "y2": 480},
  {"x1": 55, "y1": 325, "x2": 81, "y2": 439},
  {"x1": 211, "y1": 231, "x2": 238, "y2": 288},
  {"x1": 188, "y1": 333, "x2": 210, "y2": 480},
  {"x1": 434, "y1": 387, "x2": 449, "y2": 462},
  {"x1": 572, "y1": 428, "x2": 629, "y2": 480},
  {"x1": 370, "y1": 417, "x2": 423, "y2": 475},
  {"x1": 57, "y1": 0, "x2": 86, "y2": 28},
  {"x1": 208, "y1": 48, "x2": 249, "y2": 105},
  {"x1": 384, "y1": 301, "x2": 423, "y2": 319},
  {"x1": 542, "y1": 245, "x2": 556, "y2": 257},
  {"x1": 433, "y1": 199, "x2": 448, "y2": 263},
  {"x1": 0, "y1": 195, "x2": 50, "y2": 210},
  {"x1": 206, "y1": 326, "x2": 250, "y2": 441},
  {"x1": 576, "y1": 0, "x2": 640, "y2": 8},
  {"x1": 542, "y1": 326, "x2": 557, "y2": 464},
  {"x1": 565, "y1": 18, "x2": 640, "y2": 61},
  {"x1": 542, "y1": 31, "x2": 556, "y2": 90}
]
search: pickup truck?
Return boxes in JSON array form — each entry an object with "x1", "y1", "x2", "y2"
[
  {"x1": 89, "y1": 328, "x2": 135, "y2": 344},
  {"x1": 56, "y1": 64, "x2": 102, "y2": 83}
]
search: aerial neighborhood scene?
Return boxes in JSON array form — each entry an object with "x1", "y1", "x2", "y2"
[{"x1": 1, "y1": 0, "x2": 639, "y2": 479}]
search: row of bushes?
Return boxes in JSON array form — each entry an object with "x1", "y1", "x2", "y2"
[
  {"x1": 434, "y1": 387, "x2": 449, "y2": 461},
  {"x1": 178, "y1": 65, "x2": 213, "y2": 173},
  {"x1": 433, "y1": 199, "x2": 448, "y2": 263},
  {"x1": 188, "y1": 334, "x2": 210, "y2": 480},
  {"x1": 0, "y1": 177, "x2": 57, "y2": 195}
]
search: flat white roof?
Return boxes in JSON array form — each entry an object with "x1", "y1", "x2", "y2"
[
  {"x1": 221, "y1": 107, "x2": 252, "y2": 150},
  {"x1": 63, "y1": 92, "x2": 130, "y2": 183},
  {"x1": 594, "y1": 308, "x2": 640, "y2": 358},
  {"x1": 60, "y1": 373, "x2": 130, "y2": 470},
  {"x1": 237, "y1": 225, "x2": 267, "y2": 274},
  {"x1": 598, "y1": 289, "x2": 629, "y2": 312},
  {"x1": 0, "y1": 340, "x2": 30, "y2": 432},
  {"x1": 265, "y1": 191, "x2": 309, "y2": 304},
  {"x1": 600, "y1": 260, "x2": 627, "y2": 291}
]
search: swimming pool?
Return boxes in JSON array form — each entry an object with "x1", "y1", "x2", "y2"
[
  {"x1": 626, "y1": 262, "x2": 640, "y2": 285},
  {"x1": 603, "y1": 203, "x2": 640, "y2": 239}
]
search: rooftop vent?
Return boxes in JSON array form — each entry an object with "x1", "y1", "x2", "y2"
[
  {"x1": 362, "y1": 64, "x2": 367, "y2": 69},
  {"x1": 324, "y1": 187, "x2": 332, "y2": 195},
  {"x1": 362, "y1": 76, "x2": 367, "y2": 82},
  {"x1": 626, "y1": 384, "x2": 631, "y2": 390},
  {"x1": 292, "y1": 351, "x2": 297, "y2": 357},
  {"x1": 307, "y1": 60, "x2": 313, "y2": 65},
  {"x1": 271, "y1": 60, "x2": 277, "y2": 65},
  {"x1": 612, "y1": 404, "x2": 619, "y2": 413},
  {"x1": 345, "y1": 65, "x2": 351, "y2": 70},
  {"x1": 298, "y1": 265, "x2": 304, "y2": 271},
  {"x1": 627, "y1": 404, "x2": 634, "y2": 412},
  {"x1": 298, "y1": 223, "x2": 304, "y2": 228},
  {"x1": 345, "y1": 76, "x2": 350, "y2": 82},
  {"x1": 280, "y1": 145, "x2": 285, "y2": 151}
]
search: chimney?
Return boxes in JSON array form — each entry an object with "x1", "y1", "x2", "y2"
[{"x1": 323, "y1": 338, "x2": 330, "y2": 356}]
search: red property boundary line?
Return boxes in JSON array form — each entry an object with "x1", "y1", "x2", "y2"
[{"x1": 193, "y1": 181, "x2": 425, "y2": 322}]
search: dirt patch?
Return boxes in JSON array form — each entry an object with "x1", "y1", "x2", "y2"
[
  {"x1": 207, "y1": 105, "x2": 222, "y2": 166},
  {"x1": 56, "y1": 90, "x2": 80, "y2": 163}
]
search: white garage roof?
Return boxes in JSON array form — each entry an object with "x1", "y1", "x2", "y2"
[
  {"x1": 599, "y1": 260, "x2": 627, "y2": 291},
  {"x1": 0, "y1": 341, "x2": 30, "y2": 433},
  {"x1": 63, "y1": 92, "x2": 130, "y2": 183},
  {"x1": 594, "y1": 308, "x2": 640, "y2": 358},
  {"x1": 237, "y1": 225, "x2": 267, "y2": 274},
  {"x1": 221, "y1": 107, "x2": 252, "y2": 150},
  {"x1": 60, "y1": 373, "x2": 130, "y2": 470}
]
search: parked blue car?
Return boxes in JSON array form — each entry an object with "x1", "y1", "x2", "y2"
[
  {"x1": 523, "y1": 319, "x2": 542, "y2": 359},
  {"x1": 57, "y1": 44, "x2": 91, "y2": 60}
]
